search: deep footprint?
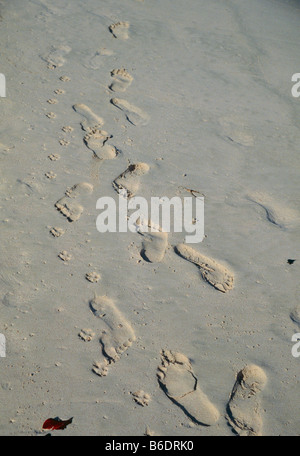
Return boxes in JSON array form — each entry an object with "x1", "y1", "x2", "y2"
[
  {"x1": 226, "y1": 364, "x2": 267, "y2": 436},
  {"x1": 90, "y1": 295, "x2": 136, "y2": 377},
  {"x1": 175, "y1": 243, "x2": 234, "y2": 293},
  {"x1": 157, "y1": 350, "x2": 220, "y2": 426},
  {"x1": 84, "y1": 129, "x2": 117, "y2": 160},
  {"x1": 111, "y1": 98, "x2": 149, "y2": 126}
]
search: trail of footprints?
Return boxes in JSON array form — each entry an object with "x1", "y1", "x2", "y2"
[{"x1": 39, "y1": 17, "x2": 297, "y2": 436}]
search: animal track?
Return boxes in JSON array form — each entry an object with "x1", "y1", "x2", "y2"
[
  {"x1": 175, "y1": 244, "x2": 234, "y2": 293},
  {"x1": 90, "y1": 295, "x2": 136, "y2": 377},
  {"x1": 226, "y1": 364, "x2": 267, "y2": 436},
  {"x1": 46, "y1": 112, "x2": 56, "y2": 119},
  {"x1": 113, "y1": 163, "x2": 150, "y2": 198},
  {"x1": 59, "y1": 139, "x2": 70, "y2": 146},
  {"x1": 45, "y1": 171, "x2": 56, "y2": 179},
  {"x1": 60, "y1": 75, "x2": 71, "y2": 82},
  {"x1": 79, "y1": 329, "x2": 95, "y2": 342},
  {"x1": 73, "y1": 103, "x2": 104, "y2": 132},
  {"x1": 109, "y1": 22, "x2": 130, "y2": 40},
  {"x1": 157, "y1": 350, "x2": 220, "y2": 426},
  {"x1": 50, "y1": 227, "x2": 65, "y2": 237},
  {"x1": 111, "y1": 98, "x2": 149, "y2": 126},
  {"x1": 62, "y1": 126, "x2": 73, "y2": 133},
  {"x1": 85, "y1": 272, "x2": 101, "y2": 283},
  {"x1": 48, "y1": 153, "x2": 60, "y2": 161},
  {"x1": 58, "y1": 250, "x2": 72, "y2": 262},
  {"x1": 110, "y1": 68, "x2": 133, "y2": 92},
  {"x1": 131, "y1": 390, "x2": 151, "y2": 406}
]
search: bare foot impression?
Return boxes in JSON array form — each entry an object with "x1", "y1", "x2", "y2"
[
  {"x1": 65, "y1": 182, "x2": 94, "y2": 198},
  {"x1": 113, "y1": 162, "x2": 149, "y2": 198},
  {"x1": 109, "y1": 22, "x2": 130, "y2": 40},
  {"x1": 247, "y1": 192, "x2": 299, "y2": 230},
  {"x1": 175, "y1": 244, "x2": 234, "y2": 293},
  {"x1": 110, "y1": 98, "x2": 149, "y2": 126},
  {"x1": 55, "y1": 182, "x2": 93, "y2": 222},
  {"x1": 83, "y1": 129, "x2": 117, "y2": 160},
  {"x1": 90, "y1": 295, "x2": 136, "y2": 377},
  {"x1": 73, "y1": 103, "x2": 104, "y2": 132},
  {"x1": 85, "y1": 48, "x2": 114, "y2": 70},
  {"x1": 110, "y1": 68, "x2": 133, "y2": 92},
  {"x1": 43, "y1": 45, "x2": 72, "y2": 68},
  {"x1": 138, "y1": 222, "x2": 168, "y2": 263},
  {"x1": 157, "y1": 350, "x2": 220, "y2": 426},
  {"x1": 55, "y1": 198, "x2": 84, "y2": 222},
  {"x1": 226, "y1": 365, "x2": 267, "y2": 436}
]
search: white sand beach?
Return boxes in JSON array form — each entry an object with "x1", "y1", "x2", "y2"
[{"x1": 0, "y1": 0, "x2": 299, "y2": 436}]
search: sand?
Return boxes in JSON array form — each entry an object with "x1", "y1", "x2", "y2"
[{"x1": 0, "y1": 0, "x2": 299, "y2": 436}]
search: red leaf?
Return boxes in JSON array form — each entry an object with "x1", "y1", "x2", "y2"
[{"x1": 42, "y1": 417, "x2": 73, "y2": 430}]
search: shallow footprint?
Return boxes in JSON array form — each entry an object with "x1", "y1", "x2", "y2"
[
  {"x1": 139, "y1": 223, "x2": 168, "y2": 263},
  {"x1": 55, "y1": 182, "x2": 93, "y2": 222},
  {"x1": 175, "y1": 244, "x2": 234, "y2": 293},
  {"x1": 109, "y1": 22, "x2": 130, "y2": 40},
  {"x1": 110, "y1": 68, "x2": 133, "y2": 92},
  {"x1": 55, "y1": 197, "x2": 83, "y2": 222},
  {"x1": 247, "y1": 192, "x2": 299, "y2": 230},
  {"x1": 65, "y1": 182, "x2": 94, "y2": 198},
  {"x1": 226, "y1": 365, "x2": 267, "y2": 436},
  {"x1": 113, "y1": 162, "x2": 149, "y2": 198},
  {"x1": 85, "y1": 48, "x2": 114, "y2": 70},
  {"x1": 73, "y1": 103, "x2": 104, "y2": 132},
  {"x1": 90, "y1": 295, "x2": 136, "y2": 377},
  {"x1": 43, "y1": 45, "x2": 72, "y2": 68},
  {"x1": 111, "y1": 98, "x2": 149, "y2": 126},
  {"x1": 157, "y1": 350, "x2": 220, "y2": 426}
]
